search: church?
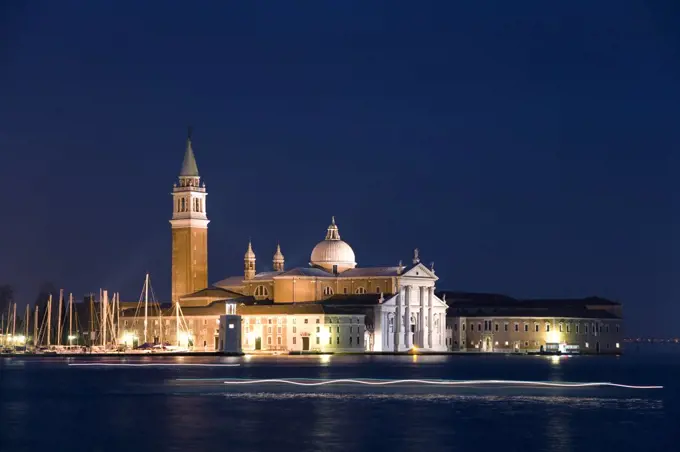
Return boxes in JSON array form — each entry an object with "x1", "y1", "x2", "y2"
[{"x1": 119, "y1": 133, "x2": 449, "y2": 353}]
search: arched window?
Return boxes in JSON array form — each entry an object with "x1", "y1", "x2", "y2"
[
  {"x1": 375, "y1": 287, "x2": 381, "y2": 294},
  {"x1": 355, "y1": 287, "x2": 366, "y2": 294},
  {"x1": 254, "y1": 285, "x2": 269, "y2": 298},
  {"x1": 180, "y1": 198, "x2": 186, "y2": 212},
  {"x1": 323, "y1": 286, "x2": 334, "y2": 296},
  {"x1": 546, "y1": 323, "x2": 551, "y2": 332}
]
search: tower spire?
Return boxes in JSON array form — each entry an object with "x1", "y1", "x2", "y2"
[{"x1": 179, "y1": 127, "x2": 199, "y2": 177}]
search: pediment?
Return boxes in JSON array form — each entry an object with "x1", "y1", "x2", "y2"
[{"x1": 400, "y1": 263, "x2": 438, "y2": 280}]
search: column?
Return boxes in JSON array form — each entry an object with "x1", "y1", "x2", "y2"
[
  {"x1": 373, "y1": 306, "x2": 382, "y2": 352},
  {"x1": 405, "y1": 286, "x2": 412, "y2": 349},
  {"x1": 419, "y1": 286, "x2": 427, "y2": 348},
  {"x1": 428, "y1": 286, "x2": 434, "y2": 349},
  {"x1": 394, "y1": 289, "x2": 402, "y2": 351}
]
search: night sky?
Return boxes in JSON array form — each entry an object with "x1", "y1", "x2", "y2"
[{"x1": 1, "y1": 1, "x2": 678, "y2": 336}]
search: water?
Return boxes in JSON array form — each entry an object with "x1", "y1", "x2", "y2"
[{"x1": 0, "y1": 353, "x2": 677, "y2": 452}]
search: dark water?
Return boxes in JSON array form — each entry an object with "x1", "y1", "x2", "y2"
[{"x1": 1, "y1": 352, "x2": 678, "y2": 452}]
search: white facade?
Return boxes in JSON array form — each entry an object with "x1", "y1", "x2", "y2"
[{"x1": 371, "y1": 264, "x2": 448, "y2": 352}]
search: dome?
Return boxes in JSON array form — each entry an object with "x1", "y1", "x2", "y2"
[{"x1": 310, "y1": 217, "x2": 356, "y2": 273}]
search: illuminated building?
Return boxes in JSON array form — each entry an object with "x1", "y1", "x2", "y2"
[
  {"x1": 118, "y1": 133, "x2": 449, "y2": 352},
  {"x1": 442, "y1": 292, "x2": 623, "y2": 354}
]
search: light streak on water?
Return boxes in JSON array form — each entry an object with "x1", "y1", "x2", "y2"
[
  {"x1": 68, "y1": 363, "x2": 240, "y2": 368},
  {"x1": 217, "y1": 378, "x2": 662, "y2": 389}
]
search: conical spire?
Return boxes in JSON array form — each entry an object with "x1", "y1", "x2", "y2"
[
  {"x1": 273, "y1": 243, "x2": 285, "y2": 271},
  {"x1": 179, "y1": 127, "x2": 200, "y2": 177},
  {"x1": 244, "y1": 240, "x2": 256, "y2": 260},
  {"x1": 325, "y1": 216, "x2": 341, "y2": 240}
]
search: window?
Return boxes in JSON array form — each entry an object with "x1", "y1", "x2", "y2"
[
  {"x1": 470, "y1": 323, "x2": 474, "y2": 332},
  {"x1": 277, "y1": 326, "x2": 282, "y2": 334},
  {"x1": 375, "y1": 287, "x2": 381, "y2": 293},
  {"x1": 355, "y1": 287, "x2": 366, "y2": 294},
  {"x1": 203, "y1": 319, "x2": 207, "y2": 325},
  {"x1": 585, "y1": 324, "x2": 589, "y2": 334},
  {"x1": 357, "y1": 336, "x2": 361, "y2": 345},
  {"x1": 292, "y1": 318, "x2": 296, "y2": 324},
  {"x1": 524, "y1": 341, "x2": 529, "y2": 347},
  {"x1": 316, "y1": 337, "x2": 320, "y2": 345},
  {"x1": 616, "y1": 324, "x2": 620, "y2": 333},
  {"x1": 316, "y1": 327, "x2": 320, "y2": 333},
  {"x1": 304, "y1": 319, "x2": 309, "y2": 324},
  {"x1": 316, "y1": 318, "x2": 320, "y2": 324},
  {"x1": 293, "y1": 337, "x2": 296, "y2": 345},
  {"x1": 546, "y1": 323, "x2": 551, "y2": 332},
  {"x1": 494, "y1": 323, "x2": 499, "y2": 332},
  {"x1": 254, "y1": 286, "x2": 269, "y2": 298},
  {"x1": 535, "y1": 323, "x2": 539, "y2": 332},
  {"x1": 293, "y1": 327, "x2": 296, "y2": 333},
  {"x1": 228, "y1": 324, "x2": 234, "y2": 329},
  {"x1": 606, "y1": 325, "x2": 609, "y2": 333},
  {"x1": 267, "y1": 326, "x2": 272, "y2": 334},
  {"x1": 514, "y1": 323, "x2": 519, "y2": 332},
  {"x1": 336, "y1": 337, "x2": 340, "y2": 345},
  {"x1": 559, "y1": 323, "x2": 563, "y2": 333},
  {"x1": 566, "y1": 324, "x2": 571, "y2": 333},
  {"x1": 336, "y1": 327, "x2": 339, "y2": 333},
  {"x1": 462, "y1": 323, "x2": 466, "y2": 331},
  {"x1": 329, "y1": 337, "x2": 332, "y2": 345},
  {"x1": 524, "y1": 324, "x2": 529, "y2": 332},
  {"x1": 267, "y1": 337, "x2": 272, "y2": 345},
  {"x1": 478, "y1": 323, "x2": 482, "y2": 331},
  {"x1": 504, "y1": 323, "x2": 508, "y2": 332},
  {"x1": 454, "y1": 323, "x2": 458, "y2": 331},
  {"x1": 576, "y1": 324, "x2": 580, "y2": 334},
  {"x1": 323, "y1": 286, "x2": 334, "y2": 296},
  {"x1": 343, "y1": 288, "x2": 348, "y2": 294},
  {"x1": 349, "y1": 337, "x2": 353, "y2": 345},
  {"x1": 277, "y1": 337, "x2": 282, "y2": 345}
]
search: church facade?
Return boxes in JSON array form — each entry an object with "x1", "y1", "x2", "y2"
[{"x1": 121, "y1": 132, "x2": 449, "y2": 353}]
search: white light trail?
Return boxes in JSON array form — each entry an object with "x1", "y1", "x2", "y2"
[
  {"x1": 68, "y1": 363, "x2": 240, "y2": 368},
  {"x1": 220, "y1": 378, "x2": 662, "y2": 389}
]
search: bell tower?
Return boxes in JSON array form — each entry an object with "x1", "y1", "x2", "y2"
[{"x1": 170, "y1": 128, "x2": 209, "y2": 303}]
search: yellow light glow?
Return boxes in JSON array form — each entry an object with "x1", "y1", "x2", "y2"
[
  {"x1": 546, "y1": 331, "x2": 562, "y2": 344},
  {"x1": 550, "y1": 356, "x2": 561, "y2": 365},
  {"x1": 11, "y1": 335, "x2": 26, "y2": 345},
  {"x1": 319, "y1": 354, "x2": 331, "y2": 364},
  {"x1": 615, "y1": 343, "x2": 620, "y2": 349},
  {"x1": 178, "y1": 332, "x2": 192, "y2": 346},
  {"x1": 120, "y1": 332, "x2": 137, "y2": 346}
]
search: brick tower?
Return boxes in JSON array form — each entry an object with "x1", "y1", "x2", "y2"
[{"x1": 170, "y1": 129, "x2": 209, "y2": 303}]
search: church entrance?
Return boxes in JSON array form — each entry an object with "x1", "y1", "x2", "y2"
[
  {"x1": 255, "y1": 337, "x2": 262, "y2": 350},
  {"x1": 302, "y1": 337, "x2": 310, "y2": 351}
]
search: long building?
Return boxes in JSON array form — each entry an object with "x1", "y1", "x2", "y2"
[{"x1": 442, "y1": 292, "x2": 623, "y2": 354}]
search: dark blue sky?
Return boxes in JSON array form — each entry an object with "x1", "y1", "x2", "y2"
[{"x1": 1, "y1": 1, "x2": 678, "y2": 336}]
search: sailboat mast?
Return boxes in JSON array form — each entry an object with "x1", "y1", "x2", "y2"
[
  {"x1": 176, "y1": 301, "x2": 180, "y2": 346},
  {"x1": 47, "y1": 294, "x2": 52, "y2": 347},
  {"x1": 89, "y1": 294, "x2": 94, "y2": 347},
  {"x1": 144, "y1": 273, "x2": 149, "y2": 343},
  {"x1": 69, "y1": 293, "x2": 73, "y2": 344},
  {"x1": 34, "y1": 306, "x2": 39, "y2": 347},
  {"x1": 102, "y1": 290, "x2": 108, "y2": 347},
  {"x1": 24, "y1": 304, "x2": 29, "y2": 344},
  {"x1": 12, "y1": 303, "x2": 16, "y2": 343},
  {"x1": 57, "y1": 289, "x2": 63, "y2": 346}
]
